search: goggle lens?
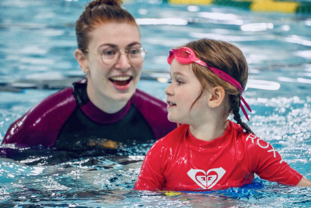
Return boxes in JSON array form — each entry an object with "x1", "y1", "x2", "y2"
[
  {"x1": 167, "y1": 47, "x2": 198, "y2": 65},
  {"x1": 176, "y1": 48, "x2": 191, "y2": 59},
  {"x1": 167, "y1": 50, "x2": 175, "y2": 65}
]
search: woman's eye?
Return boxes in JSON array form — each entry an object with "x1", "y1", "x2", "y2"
[
  {"x1": 129, "y1": 48, "x2": 140, "y2": 55},
  {"x1": 102, "y1": 49, "x2": 117, "y2": 57},
  {"x1": 104, "y1": 51, "x2": 113, "y2": 55}
]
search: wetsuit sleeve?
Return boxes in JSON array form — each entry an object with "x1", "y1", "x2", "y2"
[
  {"x1": 134, "y1": 139, "x2": 167, "y2": 190},
  {"x1": 2, "y1": 88, "x2": 76, "y2": 147},
  {"x1": 245, "y1": 134, "x2": 303, "y2": 185}
]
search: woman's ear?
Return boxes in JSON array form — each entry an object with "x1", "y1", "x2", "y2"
[
  {"x1": 75, "y1": 49, "x2": 89, "y2": 74},
  {"x1": 208, "y1": 86, "x2": 225, "y2": 108}
]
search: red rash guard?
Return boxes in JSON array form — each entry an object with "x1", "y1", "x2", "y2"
[{"x1": 134, "y1": 121, "x2": 303, "y2": 191}]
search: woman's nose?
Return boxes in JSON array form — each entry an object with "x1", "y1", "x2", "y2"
[{"x1": 115, "y1": 53, "x2": 131, "y2": 71}]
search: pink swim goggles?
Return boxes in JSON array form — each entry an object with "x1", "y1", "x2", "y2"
[{"x1": 167, "y1": 47, "x2": 252, "y2": 121}]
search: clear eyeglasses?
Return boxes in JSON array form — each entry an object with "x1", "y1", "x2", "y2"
[{"x1": 86, "y1": 46, "x2": 147, "y2": 66}]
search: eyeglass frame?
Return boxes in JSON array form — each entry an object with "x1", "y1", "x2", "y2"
[{"x1": 85, "y1": 47, "x2": 147, "y2": 65}]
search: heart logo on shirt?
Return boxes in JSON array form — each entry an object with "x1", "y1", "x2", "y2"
[{"x1": 187, "y1": 167, "x2": 226, "y2": 189}]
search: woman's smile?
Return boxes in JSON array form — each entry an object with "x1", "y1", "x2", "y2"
[
  {"x1": 109, "y1": 75, "x2": 133, "y2": 86},
  {"x1": 109, "y1": 75, "x2": 133, "y2": 90}
]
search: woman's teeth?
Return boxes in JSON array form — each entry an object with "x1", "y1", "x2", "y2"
[
  {"x1": 110, "y1": 76, "x2": 131, "y2": 81},
  {"x1": 109, "y1": 76, "x2": 132, "y2": 86}
]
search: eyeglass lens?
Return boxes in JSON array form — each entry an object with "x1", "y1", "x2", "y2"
[{"x1": 100, "y1": 46, "x2": 145, "y2": 65}]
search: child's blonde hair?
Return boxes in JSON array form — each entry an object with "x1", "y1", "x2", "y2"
[{"x1": 185, "y1": 39, "x2": 253, "y2": 134}]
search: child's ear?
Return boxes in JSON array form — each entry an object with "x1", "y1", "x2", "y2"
[
  {"x1": 75, "y1": 49, "x2": 89, "y2": 74},
  {"x1": 208, "y1": 86, "x2": 225, "y2": 108}
]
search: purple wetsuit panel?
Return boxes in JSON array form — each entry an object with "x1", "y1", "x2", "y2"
[
  {"x1": 132, "y1": 89, "x2": 176, "y2": 139},
  {"x1": 2, "y1": 88, "x2": 76, "y2": 147},
  {"x1": 2, "y1": 82, "x2": 176, "y2": 148},
  {"x1": 80, "y1": 98, "x2": 132, "y2": 125}
]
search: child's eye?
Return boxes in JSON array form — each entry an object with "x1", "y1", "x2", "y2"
[
  {"x1": 177, "y1": 80, "x2": 184, "y2": 85},
  {"x1": 167, "y1": 79, "x2": 172, "y2": 84}
]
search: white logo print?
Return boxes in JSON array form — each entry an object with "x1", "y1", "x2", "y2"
[{"x1": 187, "y1": 167, "x2": 226, "y2": 189}]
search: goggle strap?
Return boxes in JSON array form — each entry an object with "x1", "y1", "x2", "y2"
[
  {"x1": 240, "y1": 96, "x2": 252, "y2": 121},
  {"x1": 194, "y1": 60, "x2": 208, "y2": 67},
  {"x1": 208, "y1": 66, "x2": 243, "y2": 92},
  {"x1": 240, "y1": 102, "x2": 250, "y2": 121},
  {"x1": 241, "y1": 96, "x2": 251, "y2": 112}
]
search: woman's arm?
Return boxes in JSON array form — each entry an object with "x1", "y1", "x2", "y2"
[
  {"x1": 2, "y1": 87, "x2": 76, "y2": 147},
  {"x1": 297, "y1": 176, "x2": 311, "y2": 186}
]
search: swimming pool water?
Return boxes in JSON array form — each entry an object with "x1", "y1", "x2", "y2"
[{"x1": 1, "y1": 0, "x2": 311, "y2": 207}]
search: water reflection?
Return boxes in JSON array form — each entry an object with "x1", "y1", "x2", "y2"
[
  {"x1": 1, "y1": 0, "x2": 311, "y2": 207},
  {"x1": 136, "y1": 18, "x2": 188, "y2": 25},
  {"x1": 240, "y1": 23, "x2": 274, "y2": 31}
]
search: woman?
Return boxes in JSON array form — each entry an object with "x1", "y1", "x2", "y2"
[{"x1": 2, "y1": 0, "x2": 176, "y2": 153}]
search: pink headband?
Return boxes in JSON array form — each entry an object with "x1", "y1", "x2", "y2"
[{"x1": 205, "y1": 65, "x2": 251, "y2": 121}]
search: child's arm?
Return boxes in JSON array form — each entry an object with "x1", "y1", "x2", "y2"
[
  {"x1": 134, "y1": 140, "x2": 166, "y2": 190},
  {"x1": 245, "y1": 134, "x2": 304, "y2": 186},
  {"x1": 297, "y1": 176, "x2": 311, "y2": 186}
]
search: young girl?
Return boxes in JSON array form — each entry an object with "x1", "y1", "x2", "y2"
[{"x1": 134, "y1": 39, "x2": 311, "y2": 191}]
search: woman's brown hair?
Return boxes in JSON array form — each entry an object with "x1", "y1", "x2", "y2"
[
  {"x1": 75, "y1": 0, "x2": 138, "y2": 53},
  {"x1": 186, "y1": 39, "x2": 253, "y2": 134}
]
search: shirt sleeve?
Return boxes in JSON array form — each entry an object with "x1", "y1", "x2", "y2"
[
  {"x1": 245, "y1": 134, "x2": 303, "y2": 186},
  {"x1": 134, "y1": 139, "x2": 167, "y2": 191}
]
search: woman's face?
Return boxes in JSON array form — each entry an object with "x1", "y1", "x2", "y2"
[{"x1": 80, "y1": 22, "x2": 143, "y2": 112}]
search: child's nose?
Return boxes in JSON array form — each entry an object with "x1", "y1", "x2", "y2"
[{"x1": 165, "y1": 84, "x2": 173, "y2": 96}]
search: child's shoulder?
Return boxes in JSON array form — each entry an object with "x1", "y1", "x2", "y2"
[
  {"x1": 153, "y1": 124, "x2": 189, "y2": 146},
  {"x1": 229, "y1": 121, "x2": 272, "y2": 153}
]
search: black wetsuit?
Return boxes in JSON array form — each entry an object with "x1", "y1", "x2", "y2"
[{"x1": 2, "y1": 80, "x2": 176, "y2": 155}]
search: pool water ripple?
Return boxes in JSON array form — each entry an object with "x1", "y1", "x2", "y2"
[{"x1": 1, "y1": 0, "x2": 311, "y2": 207}]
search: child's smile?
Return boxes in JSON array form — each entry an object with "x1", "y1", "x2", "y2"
[{"x1": 166, "y1": 101, "x2": 176, "y2": 108}]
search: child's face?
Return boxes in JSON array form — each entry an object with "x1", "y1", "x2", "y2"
[{"x1": 165, "y1": 59, "x2": 210, "y2": 125}]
